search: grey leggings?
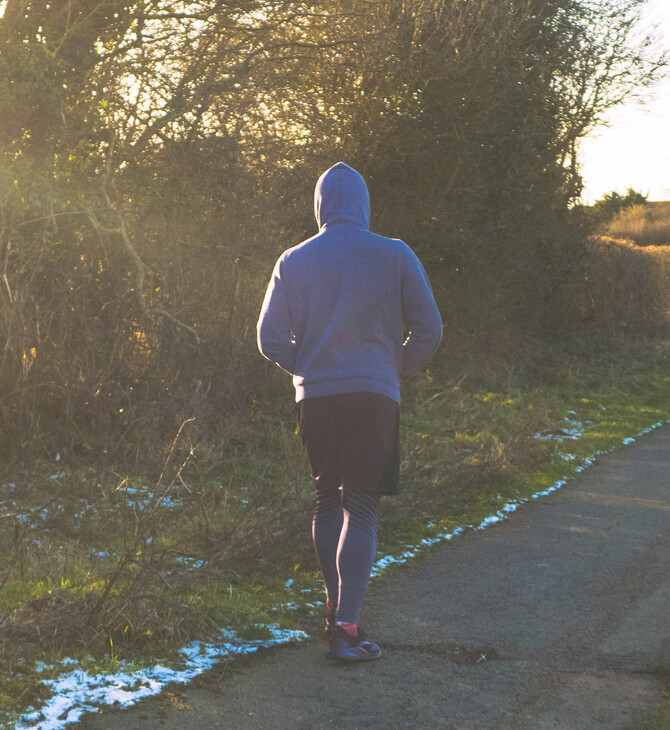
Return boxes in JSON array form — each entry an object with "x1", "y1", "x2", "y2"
[
  {"x1": 312, "y1": 488, "x2": 378, "y2": 623},
  {"x1": 297, "y1": 392, "x2": 398, "y2": 623}
]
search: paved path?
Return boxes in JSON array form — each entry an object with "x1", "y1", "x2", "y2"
[{"x1": 84, "y1": 426, "x2": 670, "y2": 729}]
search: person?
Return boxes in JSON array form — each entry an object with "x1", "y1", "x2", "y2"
[{"x1": 257, "y1": 162, "x2": 442, "y2": 662}]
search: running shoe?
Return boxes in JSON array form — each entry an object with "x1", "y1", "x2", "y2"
[{"x1": 326, "y1": 626, "x2": 382, "y2": 662}]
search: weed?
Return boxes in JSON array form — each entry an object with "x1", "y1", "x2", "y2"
[
  {"x1": 2, "y1": 337, "x2": 670, "y2": 724},
  {"x1": 605, "y1": 202, "x2": 670, "y2": 247},
  {"x1": 626, "y1": 658, "x2": 670, "y2": 730},
  {"x1": 579, "y1": 236, "x2": 670, "y2": 335}
]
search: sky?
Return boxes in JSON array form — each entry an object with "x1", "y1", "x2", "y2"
[{"x1": 579, "y1": 0, "x2": 670, "y2": 203}]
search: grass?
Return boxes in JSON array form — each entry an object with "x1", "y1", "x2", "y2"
[
  {"x1": 628, "y1": 659, "x2": 670, "y2": 730},
  {"x1": 605, "y1": 202, "x2": 670, "y2": 247},
  {"x1": 1, "y1": 336, "x2": 670, "y2": 727},
  {"x1": 583, "y1": 236, "x2": 670, "y2": 335},
  {"x1": 631, "y1": 707, "x2": 670, "y2": 730}
]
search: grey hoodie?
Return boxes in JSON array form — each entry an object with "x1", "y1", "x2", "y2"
[{"x1": 257, "y1": 162, "x2": 443, "y2": 402}]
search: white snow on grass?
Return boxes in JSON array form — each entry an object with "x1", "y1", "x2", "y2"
[
  {"x1": 15, "y1": 627, "x2": 306, "y2": 730},
  {"x1": 370, "y1": 418, "x2": 670, "y2": 577},
  {"x1": 121, "y1": 485, "x2": 183, "y2": 511},
  {"x1": 9, "y1": 417, "x2": 670, "y2": 729},
  {"x1": 533, "y1": 417, "x2": 589, "y2": 442}
]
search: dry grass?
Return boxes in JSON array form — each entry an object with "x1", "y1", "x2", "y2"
[
  {"x1": 577, "y1": 236, "x2": 670, "y2": 334},
  {"x1": 0, "y1": 407, "x2": 314, "y2": 660},
  {"x1": 2, "y1": 336, "x2": 670, "y2": 727},
  {"x1": 605, "y1": 202, "x2": 670, "y2": 247},
  {"x1": 4, "y1": 338, "x2": 670, "y2": 656}
]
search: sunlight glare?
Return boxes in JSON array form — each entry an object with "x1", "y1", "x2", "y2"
[{"x1": 579, "y1": 0, "x2": 670, "y2": 203}]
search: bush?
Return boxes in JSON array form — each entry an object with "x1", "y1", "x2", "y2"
[
  {"x1": 575, "y1": 236, "x2": 670, "y2": 334},
  {"x1": 0, "y1": 0, "x2": 664, "y2": 469},
  {"x1": 605, "y1": 202, "x2": 670, "y2": 247},
  {"x1": 591, "y1": 188, "x2": 648, "y2": 224}
]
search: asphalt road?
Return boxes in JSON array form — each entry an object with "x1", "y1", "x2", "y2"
[{"x1": 83, "y1": 425, "x2": 670, "y2": 730}]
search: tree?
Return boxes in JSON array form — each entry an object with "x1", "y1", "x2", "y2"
[
  {"x1": 591, "y1": 188, "x2": 648, "y2": 224},
  {"x1": 328, "y1": 0, "x2": 665, "y2": 332},
  {"x1": 0, "y1": 0, "x2": 665, "y2": 462}
]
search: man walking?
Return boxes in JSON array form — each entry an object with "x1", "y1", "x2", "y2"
[{"x1": 257, "y1": 162, "x2": 442, "y2": 661}]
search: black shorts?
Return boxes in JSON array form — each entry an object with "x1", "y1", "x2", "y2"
[{"x1": 296, "y1": 392, "x2": 400, "y2": 497}]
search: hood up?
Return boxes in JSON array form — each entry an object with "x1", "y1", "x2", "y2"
[{"x1": 314, "y1": 162, "x2": 370, "y2": 230}]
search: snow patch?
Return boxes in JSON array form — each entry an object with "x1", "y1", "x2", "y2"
[
  {"x1": 8, "y1": 416, "x2": 670, "y2": 729},
  {"x1": 16, "y1": 628, "x2": 306, "y2": 729}
]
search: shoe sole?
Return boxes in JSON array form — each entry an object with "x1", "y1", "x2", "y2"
[{"x1": 326, "y1": 647, "x2": 382, "y2": 662}]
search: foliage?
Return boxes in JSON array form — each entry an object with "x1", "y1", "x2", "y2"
[
  {"x1": 0, "y1": 0, "x2": 665, "y2": 466},
  {"x1": 605, "y1": 201, "x2": 670, "y2": 247},
  {"x1": 1, "y1": 6, "x2": 669, "y2": 720},
  {"x1": 591, "y1": 188, "x2": 649, "y2": 224},
  {"x1": 569, "y1": 236, "x2": 670, "y2": 335},
  {"x1": 2, "y1": 337, "x2": 670, "y2": 724}
]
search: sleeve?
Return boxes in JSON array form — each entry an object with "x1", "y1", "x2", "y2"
[
  {"x1": 400, "y1": 250, "x2": 443, "y2": 380},
  {"x1": 256, "y1": 257, "x2": 298, "y2": 375}
]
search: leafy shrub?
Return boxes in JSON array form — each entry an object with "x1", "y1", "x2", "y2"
[{"x1": 591, "y1": 188, "x2": 648, "y2": 224}]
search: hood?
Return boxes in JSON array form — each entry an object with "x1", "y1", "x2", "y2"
[{"x1": 314, "y1": 162, "x2": 370, "y2": 230}]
